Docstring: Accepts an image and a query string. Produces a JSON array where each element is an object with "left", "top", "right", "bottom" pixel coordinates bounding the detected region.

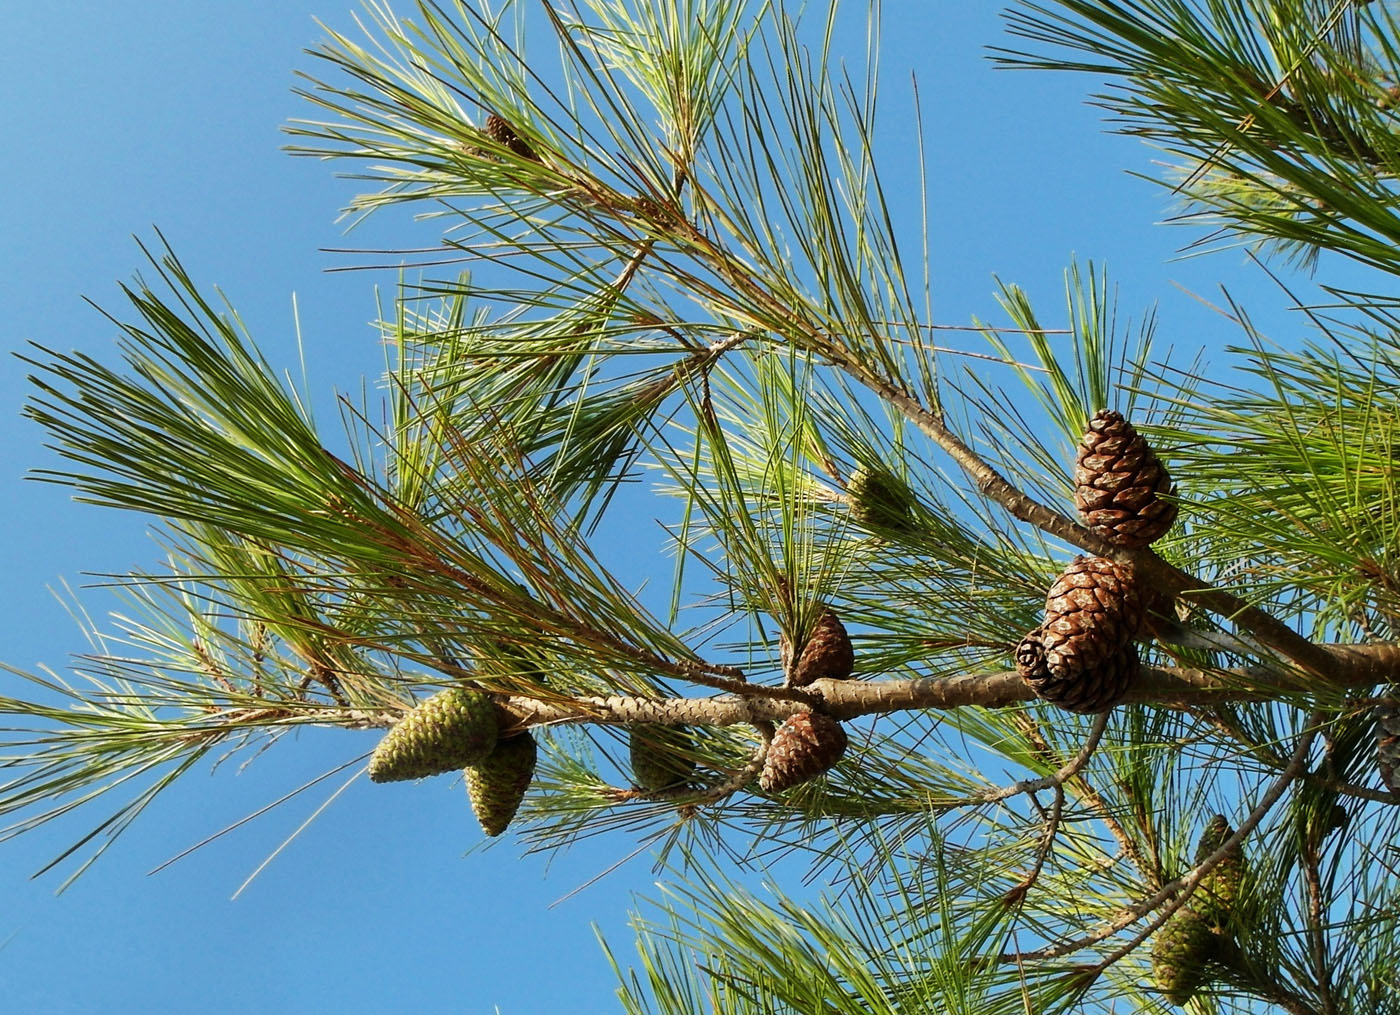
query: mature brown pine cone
[
  {"left": 1194, "top": 814, "right": 1246, "bottom": 932},
  {"left": 629, "top": 725, "right": 697, "bottom": 791},
  {"left": 1043, "top": 553, "right": 1144, "bottom": 662},
  {"left": 759, "top": 711, "right": 847, "bottom": 793},
  {"left": 484, "top": 113, "right": 539, "bottom": 161},
  {"left": 1074, "top": 409, "right": 1177, "bottom": 548},
  {"left": 789, "top": 609, "right": 855, "bottom": 687},
  {"left": 1017, "top": 627, "right": 1139, "bottom": 713},
  {"left": 466, "top": 732, "right": 537, "bottom": 837},
  {"left": 1376, "top": 700, "right": 1400, "bottom": 793},
  {"left": 368, "top": 687, "right": 499, "bottom": 783}
]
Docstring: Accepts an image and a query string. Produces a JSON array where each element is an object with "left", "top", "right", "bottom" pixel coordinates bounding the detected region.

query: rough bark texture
[{"left": 496, "top": 643, "right": 1400, "bottom": 730}]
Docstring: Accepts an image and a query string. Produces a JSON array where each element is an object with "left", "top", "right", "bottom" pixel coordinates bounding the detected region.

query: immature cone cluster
[
  {"left": 1194, "top": 814, "right": 1246, "bottom": 932},
  {"left": 1375, "top": 699, "right": 1400, "bottom": 793},
  {"left": 368, "top": 688, "right": 499, "bottom": 783},
  {"left": 1151, "top": 908, "right": 1216, "bottom": 1007},
  {"left": 759, "top": 711, "right": 847, "bottom": 793},
  {"left": 1016, "top": 556, "right": 1144, "bottom": 713},
  {"left": 484, "top": 113, "right": 539, "bottom": 161},
  {"left": 846, "top": 465, "right": 916, "bottom": 532},
  {"left": 466, "top": 732, "right": 537, "bottom": 837},
  {"left": 629, "top": 725, "right": 697, "bottom": 792},
  {"left": 788, "top": 609, "right": 855, "bottom": 687},
  {"left": 1150, "top": 815, "right": 1247, "bottom": 1006},
  {"left": 1074, "top": 409, "right": 1177, "bottom": 548}
]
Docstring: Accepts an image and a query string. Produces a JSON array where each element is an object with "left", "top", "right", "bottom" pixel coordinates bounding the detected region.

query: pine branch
[{"left": 495, "top": 642, "right": 1400, "bottom": 736}]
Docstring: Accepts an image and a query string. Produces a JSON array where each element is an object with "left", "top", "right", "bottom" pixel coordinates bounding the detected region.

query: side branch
[
  {"left": 500, "top": 643, "right": 1400, "bottom": 729},
  {"left": 811, "top": 337, "right": 1338, "bottom": 679}
]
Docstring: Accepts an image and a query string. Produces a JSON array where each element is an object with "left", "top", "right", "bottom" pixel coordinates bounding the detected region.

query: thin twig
[
  {"left": 1012, "top": 710, "right": 1157, "bottom": 886},
  {"left": 976, "top": 712, "right": 1111, "bottom": 805},
  {"left": 1301, "top": 823, "right": 1339, "bottom": 1015},
  {"left": 998, "top": 715, "right": 1319, "bottom": 966},
  {"left": 1003, "top": 785, "right": 1065, "bottom": 906}
]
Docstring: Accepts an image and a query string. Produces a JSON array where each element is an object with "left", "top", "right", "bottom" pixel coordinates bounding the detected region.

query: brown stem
[
  {"left": 1003, "top": 784, "right": 1064, "bottom": 906},
  {"left": 1301, "top": 832, "right": 1339, "bottom": 1015},
  {"left": 491, "top": 643, "right": 1400, "bottom": 732},
  {"left": 976, "top": 712, "right": 1110, "bottom": 804}
]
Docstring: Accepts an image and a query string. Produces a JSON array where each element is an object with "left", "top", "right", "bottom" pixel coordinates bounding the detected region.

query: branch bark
[{"left": 499, "top": 642, "right": 1400, "bottom": 731}]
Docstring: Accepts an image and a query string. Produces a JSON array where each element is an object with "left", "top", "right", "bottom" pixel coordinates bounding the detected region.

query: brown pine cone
[
  {"left": 789, "top": 609, "right": 855, "bottom": 687},
  {"left": 759, "top": 711, "right": 847, "bottom": 793},
  {"left": 1043, "top": 556, "right": 1144, "bottom": 665},
  {"left": 1017, "top": 627, "right": 1139, "bottom": 713},
  {"left": 1074, "top": 409, "right": 1177, "bottom": 548},
  {"left": 484, "top": 113, "right": 539, "bottom": 161},
  {"left": 1376, "top": 700, "right": 1400, "bottom": 793}
]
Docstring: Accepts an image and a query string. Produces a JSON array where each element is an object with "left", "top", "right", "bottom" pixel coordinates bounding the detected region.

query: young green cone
[
  {"left": 466, "top": 733, "right": 538, "bottom": 837},
  {"left": 628, "top": 725, "right": 697, "bottom": 791},
  {"left": 368, "top": 688, "right": 499, "bottom": 783},
  {"left": 1151, "top": 908, "right": 1217, "bottom": 1007},
  {"left": 1194, "top": 815, "right": 1246, "bottom": 931},
  {"left": 846, "top": 465, "right": 916, "bottom": 532}
]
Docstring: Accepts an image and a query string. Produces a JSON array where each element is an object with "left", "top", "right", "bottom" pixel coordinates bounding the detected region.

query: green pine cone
[
  {"left": 1151, "top": 908, "right": 1217, "bottom": 1007},
  {"left": 466, "top": 733, "right": 537, "bottom": 837},
  {"left": 846, "top": 466, "right": 916, "bottom": 531},
  {"left": 368, "top": 688, "right": 499, "bottom": 783},
  {"left": 629, "top": 725, "right": 697, "bottom": 791},
  {"left": 1194, "top": 814, "right": 1246, "bottom": 930}
]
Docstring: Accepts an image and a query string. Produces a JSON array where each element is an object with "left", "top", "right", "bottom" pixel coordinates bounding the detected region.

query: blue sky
[{"left": 0, "top": 2, "right": 1349, "bottom": 1012}]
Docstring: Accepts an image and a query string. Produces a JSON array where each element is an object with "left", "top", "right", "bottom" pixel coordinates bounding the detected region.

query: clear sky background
[{"left": 0, "top": 2, "right": 1359, "bottom": 1013}]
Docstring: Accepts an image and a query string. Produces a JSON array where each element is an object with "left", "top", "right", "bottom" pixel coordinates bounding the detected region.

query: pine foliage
[{"left": 9, "top": 1, "right": 1400, "bottom": 1012}]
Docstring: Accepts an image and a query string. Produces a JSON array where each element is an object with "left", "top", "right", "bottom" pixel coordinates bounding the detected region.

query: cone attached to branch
[
  {"left": 1151, "top": 908, "right": 1216, "bottom": 1007},
  {"left": 1017, "top": 556, "right": 1144, "bottom": 712},
  {"left": 1043, "top": 556, "right": 1145, "bottom": 666},
  {"left": 759, "top": 711, "right": 847, "bottom": 793},
  {"left": 629, "top": 725, "right": 697, "bottom": 792},
  {"left": 484, "top": 112, "right": 539, "bottom": 161},
  {"left": 1376, "top": 699, "right": 1400, "bottom": 793},
  {"left": 466, "top": 732, "right": 537, "bottom": 837},
  {"left": 1017, "top": 628, "right": 1139, "bottom": 714},
  {"left": 1074, "top": 409, "right": 1177, "bottom": 548},
  {"left": 846, "top": 465, "right": 916, "bottom": 532},
  {"left": 789, "top": 609, "right": 855, "bottom": 687},
  {"left": 1194, "top": 814, "right": 1246, "bottom": 931},
  {"left": 368, "top": 687, "right": 499, "bottom": 783}
]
